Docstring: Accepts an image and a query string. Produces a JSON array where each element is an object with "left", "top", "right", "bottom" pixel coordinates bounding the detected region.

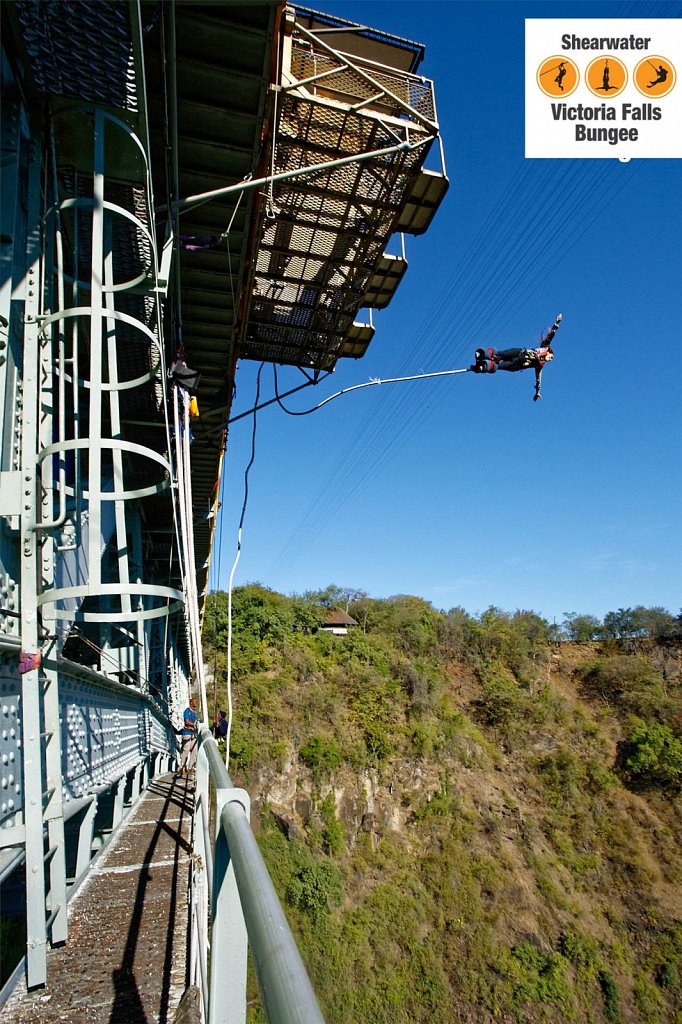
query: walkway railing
[{"left": 191, "top": 726, "right": 326, "bottom": 1024}]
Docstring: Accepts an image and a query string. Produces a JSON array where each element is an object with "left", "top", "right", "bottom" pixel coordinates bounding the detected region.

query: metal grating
[
  {"left": 239, "top": 13, "right": 442, "bottom": 370},
  {"left": 290, "top": 45, "right": 436, "bottom": 122},
  {"left": 15, "top": 0, "right": 137, "bottom": 111}
]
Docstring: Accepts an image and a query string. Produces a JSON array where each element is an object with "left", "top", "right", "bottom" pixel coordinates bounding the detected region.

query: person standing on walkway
[
  {"left": 213, "top": 709, "right": 228, "bottom": 746},
  {"left": 179, "top": 697, "right": 199, "bottom": 772}
]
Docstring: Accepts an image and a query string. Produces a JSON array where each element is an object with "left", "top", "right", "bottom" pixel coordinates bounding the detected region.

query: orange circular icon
[
  {"left": 585, "top": 55, "right": 628, "bottom": 98},
  {"left": 537, "top": 55, "right": 579, "bottom": 97},
  {"left": 633, "top": 55, "right": 676, "bottom": 97}
]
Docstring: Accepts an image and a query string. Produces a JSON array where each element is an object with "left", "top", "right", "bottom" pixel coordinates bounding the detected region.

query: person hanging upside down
[{"left": 470, "top": 313, "right": 562, "bottom": 401}]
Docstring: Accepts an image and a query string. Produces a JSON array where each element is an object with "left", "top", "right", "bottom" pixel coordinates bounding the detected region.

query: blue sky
[{"left": 210, "top": 0, "right": 682, "bottom": 624}]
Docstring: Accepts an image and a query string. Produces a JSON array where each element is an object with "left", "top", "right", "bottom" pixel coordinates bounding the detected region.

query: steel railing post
[
  {"left": 196, "top": 727, "right": 327, "bottom": 1023},
  {"left": 74, "top": 797, "right": 97, "bottom": 884},
  {"left": 112, "top": 775, "right": 126, "bottom": 830},
  {"left": 42, "top": 664, "right": 68, "bottom": 945},
  {"left": 209, "top": 785, "right": 250, "bottom": 1024}
]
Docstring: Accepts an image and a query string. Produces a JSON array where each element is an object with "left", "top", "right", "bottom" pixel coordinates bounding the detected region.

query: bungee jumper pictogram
[
  {"left": 646, "top": 60, "right": 669, "bottom": 88},
  {"left": 537, "top": 56, "right": 578, "bottom": 97},
  {"left": 597, "top": 60, "right": 617, "bottom": 92},
  {"left": 540, "top": 60, "right": 568, "bottom": 86},
  {"left": 540, "top": 61, "right": 565, "bottom": 76},
  {"left": 554, "top": 61, "right": 567, "bottom": 91}
]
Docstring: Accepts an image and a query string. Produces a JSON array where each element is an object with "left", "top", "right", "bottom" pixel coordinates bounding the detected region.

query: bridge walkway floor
[{"left": 1, "top": 772, "right": 195, "bottom": 1024}]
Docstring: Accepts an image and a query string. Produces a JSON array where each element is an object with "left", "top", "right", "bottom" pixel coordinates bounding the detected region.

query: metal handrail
[
  {"left": 195, "top": 726, "right": 326, "bottom": 1024},
  {"left": 220, "top": 800, "right": 326, "bottom": 1024}
]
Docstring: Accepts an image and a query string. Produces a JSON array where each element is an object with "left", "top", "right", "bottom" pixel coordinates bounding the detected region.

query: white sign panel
[{"left": 526, "top": 19, "right": 681, "bottom": 158}]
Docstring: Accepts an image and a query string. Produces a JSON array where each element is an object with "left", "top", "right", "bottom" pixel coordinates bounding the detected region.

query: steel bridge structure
[{"left": 0, "top": 2, "right": 447, "bottom": 1020}]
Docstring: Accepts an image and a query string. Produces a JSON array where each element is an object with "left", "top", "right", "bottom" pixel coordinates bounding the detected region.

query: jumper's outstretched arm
[
  {"left": 543, "top": 312, "right": 563, "bottom": 346},
  {"left": 533, "top": 313, "right": 562, "bottom": 401}
]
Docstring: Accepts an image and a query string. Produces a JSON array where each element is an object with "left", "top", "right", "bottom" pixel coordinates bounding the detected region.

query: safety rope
[
  {"left": 182, "top": 390, "right": 209, "bottom": 722},
  {"left": 173, "top": 386, "right": 209, "bottom": 723}
]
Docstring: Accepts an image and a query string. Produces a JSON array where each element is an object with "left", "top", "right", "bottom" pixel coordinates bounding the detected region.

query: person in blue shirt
[
  {"left": 179, "top": 697, "right": 199, "bottom": 773},
  {"left": 213, "top": 710, "right": 228, "bottom": 745}
]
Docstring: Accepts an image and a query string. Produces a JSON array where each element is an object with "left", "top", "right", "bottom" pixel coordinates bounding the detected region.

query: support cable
[
  {"left": 209, "top": 437, "right": 227, "bottom": 727},
  {"left": 225, "top": 365, "right": 263, "bottom": 770}
]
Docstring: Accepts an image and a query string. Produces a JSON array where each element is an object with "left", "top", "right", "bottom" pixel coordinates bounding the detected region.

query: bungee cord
[
  {"left": 200, "top": 180, "right": 253, "bottom": 736},
  {"left": 219, "top": 362, "right": 470, "bottom": 765},
  {"left": 228, "top": 371, "right": 333, "bottom": 426},
  {"left": 274, "top": 365, "right": 471, "bottom": 417}
]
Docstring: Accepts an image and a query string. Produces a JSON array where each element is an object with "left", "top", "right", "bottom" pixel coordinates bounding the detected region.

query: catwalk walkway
[{"left": 1, "top": 774, "right": 195, "bottom": 1024}]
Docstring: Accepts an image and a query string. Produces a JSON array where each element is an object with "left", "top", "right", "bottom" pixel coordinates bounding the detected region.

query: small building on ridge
[{"left": 319, "top": 609, "right": 359, "bottom": 636}]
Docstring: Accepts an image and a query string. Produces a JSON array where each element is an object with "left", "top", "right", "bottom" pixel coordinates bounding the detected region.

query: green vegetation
[
  {"left": 299, "top": 735, "right": 343, "bottom": 783},
  {"left": 624, "top": 719, "right": 682, "bottom": 787},
  {"left": 598, "top": 968, "right": 622, "bottom": 1023},
  {"left": 204, "top": 587, "right": 682, "bottom": 1023}
]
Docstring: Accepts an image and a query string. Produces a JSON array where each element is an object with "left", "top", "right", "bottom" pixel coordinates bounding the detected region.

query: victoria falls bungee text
[
  {"left": 550, "top": 102, "right": 663, "bottom": 145},
  {"left": 551, "top": 103, "right": 662, "bottom": 121}
]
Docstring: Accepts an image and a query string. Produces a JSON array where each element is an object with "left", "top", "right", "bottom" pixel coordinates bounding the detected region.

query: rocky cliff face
[
  {"left": 258, "top": 757, "right": 441, "bottom": 844},
  {"left": 208, "top": 591, "right": 681, "bottom": 1023}
]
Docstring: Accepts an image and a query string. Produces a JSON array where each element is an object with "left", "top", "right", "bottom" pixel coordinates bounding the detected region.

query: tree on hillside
[
  {"left": 562, "top": 612, "right": 603, "bottom": 642},
  {"left": 624, "top": 718, "right": 682, "bottom": 787},
  {"left": 630, "top": 606, "right": 678, "bottom": 639},
  {"left": 469, "top": 608, "right": 551, "bottom": 690},
  {"left": 302, "top": 585, "right": 366, "bottom": 611},
  {"left": 367, "top": 595, "right": 440, "bottom": 654},
  {"left": 347, "top": 594, "right": 374, "bottom": 633},
  {"left": 437, "top": 606, "right": 476, "bottom": 660},
  {"left": 602, "top": 607, "right": 638, "bottom": 639}
]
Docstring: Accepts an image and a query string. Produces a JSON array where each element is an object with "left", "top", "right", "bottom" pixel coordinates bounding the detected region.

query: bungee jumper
[
  {"left": 470, "top": 313, "right": 563, "bottom": 401},
  {"left": 226, "top": 314, "right": 564, "bottom": 426}
]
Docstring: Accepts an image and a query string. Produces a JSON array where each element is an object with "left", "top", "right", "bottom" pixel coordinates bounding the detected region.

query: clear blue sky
[{"left": 210, "top": 0, "right": 682, "bottom": 624}]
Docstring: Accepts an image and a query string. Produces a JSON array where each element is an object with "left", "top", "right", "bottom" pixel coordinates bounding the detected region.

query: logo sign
[{"left": 526, "top": 19, "right": 682, "bottom": 158}]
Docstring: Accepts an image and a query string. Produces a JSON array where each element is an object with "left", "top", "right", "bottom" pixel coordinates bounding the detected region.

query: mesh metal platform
[
  {"left": 238, "top": 9, "right": 447, "bottom": 370},
  {"left": 15, "top": 0, "right": 138, "bottom": 111}
]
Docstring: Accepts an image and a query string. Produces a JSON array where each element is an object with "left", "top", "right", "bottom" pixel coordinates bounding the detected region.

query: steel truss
[{"left": 1, "top": 52, "right": 190, "bottom": 988}]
